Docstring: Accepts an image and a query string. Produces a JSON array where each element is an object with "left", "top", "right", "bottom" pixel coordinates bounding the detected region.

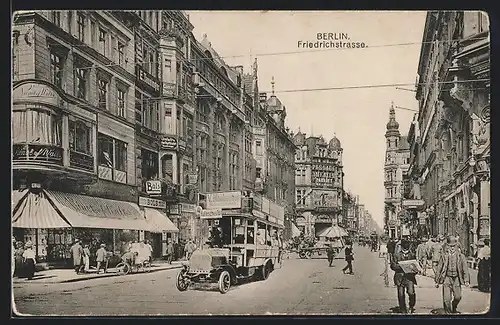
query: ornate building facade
[
  {"left": 12, "top": 10, "right": 159, "bottom": 265},
  {"left": 408, "top": 11, "right": 490, "bottom": 256},
  {"left": 293, "top": 133, "right": 344, "bottom": 237},
  {"left": 383, "top": 103, "right": 411, "bottom": 239}
]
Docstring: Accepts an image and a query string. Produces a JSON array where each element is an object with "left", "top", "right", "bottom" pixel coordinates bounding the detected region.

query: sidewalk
[
  {"left": 12, "top": 260, "right": 183, "bottom": 284},
  {"left": 378, "top": 254, "right": 489, "bottom": 314}
]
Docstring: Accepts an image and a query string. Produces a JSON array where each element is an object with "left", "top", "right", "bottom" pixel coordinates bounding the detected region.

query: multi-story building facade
[
  {"left": 293, "top": 132, "right": 344, "bottom": 237},
  {"left": 383, "top": 103, "right": 411, "bottom": 239},
  {"left": 11, "top": 10, "right": 166, "bottom": 265},
  {"left": 256, "top": 80, "right": 296, "bottom": 240},
  {"left": 409, "top": 11, "right": 490, "bottom": 255}
]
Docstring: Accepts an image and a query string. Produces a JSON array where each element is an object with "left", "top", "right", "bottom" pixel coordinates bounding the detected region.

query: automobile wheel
[
  {"left": 218, "top": 271, "right": 231, "bottom": 294},
  {"left": 261, "top": 261, "right": 273, "bottom": 280},
  {"left": 176, "top": 270, "right": 189, "bottom": 292},
  {"left": 305, "top": 251, "right": 312, "bottom": 259},
  {"left": 299, "top": 251, "right": 306, "bottom": 259}
]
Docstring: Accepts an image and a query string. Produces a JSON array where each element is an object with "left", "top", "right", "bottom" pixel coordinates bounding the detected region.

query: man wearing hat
[
  {"left": 390, "top": 239, "right": 419, "bottom": 313},
  {"left": 416, "top": 236, "right": 429, "bottom": 276},
  {"left": 70, "top": 239, "right": 84, "bottom": 274},
  {"left": 435, "top": 236, "right": 470, "bottom": 314},
  {"left": 96, "top": 243, "right": 108, "bottom": 274},
  {"left": 430, "top": 235, "right": 444, "bottom": 279},
  {"left": 476, "top": 239, "right": 491, "bottom": 292}
]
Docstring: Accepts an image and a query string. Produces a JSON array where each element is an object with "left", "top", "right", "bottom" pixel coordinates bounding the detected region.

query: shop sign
[
  {"left": 200, "top": 208, "right": 223, "bottom": 219},
  {"left": 188, "top": 174, "right": 198, "bottom": 185},
  {"left": 13, "top": 144, "right": 63, "bottom": 165},
  {"left": 178, "top": 139, "right": 186, "bottom": 152},
  {"left": 169, "top": 204, "right": 180, "bottom": 215},
  {"left": 262, "top": 197, "right": 270, "bottom": 214},
  {"left": 13, "top": 82, "right": 63, "bottom": 107},
  {"left": 180, "top": 203, "right": 197, "bottom": 213},
  {"left": 252, "top": 210, "right": 266, "bottom": 219},
  {"left": 162, "top": 82, "right": 176, "bottom": 97},
  {"left": 139, "top": 196, "right": 166, "bottom": 209},
  {"left": 419, "top": 217, "right": 426, "bottom": 225},
  {"left": 161, "top": 136, "right": 177, "bottom": 150},
  {"left": 402, "top": 199, "right": 425, "bottom": 208},
  {"left": 136, "top": 65, "right": 161, "bottom": 93},
  {"left": 205, "top": 191, "right": 242, "bottom": 209},
  {"left": 145, "top": 180, "right": 162, "bottom": 195}
]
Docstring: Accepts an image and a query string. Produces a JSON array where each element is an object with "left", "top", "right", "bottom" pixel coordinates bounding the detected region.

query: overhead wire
[{"left": 17, "top": 26, "right": 489, "bottom": 71}]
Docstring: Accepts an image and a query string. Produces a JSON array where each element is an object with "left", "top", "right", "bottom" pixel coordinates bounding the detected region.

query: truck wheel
[
  {"left": 305, "top": 251, "right": 312, "bottom": 259},
  {"left": 176, "top": 270, "right": 189, "bottom": 292},
  {"left": 218, "top": 271, "right": 231, "bottom": 294}
]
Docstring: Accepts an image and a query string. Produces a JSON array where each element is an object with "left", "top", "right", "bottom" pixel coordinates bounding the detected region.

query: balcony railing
[
  {"left": 69, "top": 150, "right": 94, "bottom": 172},
  {"left": 13, "top": 143, "right": 63, "bottom": 165}
]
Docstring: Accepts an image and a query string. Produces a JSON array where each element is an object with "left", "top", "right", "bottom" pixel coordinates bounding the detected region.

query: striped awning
[
  {"left": 12, "top": 189, "right": 28, "bottom": 213},
  {"left": 317, "top": 225, "right": 348, "bottom": 238},
  {"left": 12, "top": 191, "right": 71, "bottom": 229},
  {"left": 45, "top": 191, "right": 152, "bottom": 231},
  {"left": 144, "top": 208, "right": 179, "bottom": 233}
]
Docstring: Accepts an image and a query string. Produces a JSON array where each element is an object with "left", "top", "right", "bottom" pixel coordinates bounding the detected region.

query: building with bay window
[
  {"left": 293, "top": 132, "right": 344, "bottom": 237},
  {"left": 11, "top": 10, "right": 174, "bottom": 267}
]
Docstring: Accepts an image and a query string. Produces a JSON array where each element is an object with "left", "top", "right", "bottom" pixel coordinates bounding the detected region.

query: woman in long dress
[
  {"left": 22, "top": 241, "right": 36, "bottom": 280},
  {"left": 14, "top": 241, "right": 25, "bottom": 277},
  {"left": 83, "top": 244, "right": 91, "bottom": 273}
]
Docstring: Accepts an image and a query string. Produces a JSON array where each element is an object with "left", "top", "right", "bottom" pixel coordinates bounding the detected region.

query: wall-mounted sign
[
  {"left": 402, "top": 199, "right": 425, "bottom": 208},
  {"left": 145, "top": 180, "right": 162, "bottom": 195},
  {"left": 312, "top": 190, "right": 338, "bottom": 208},
  {"left": 161, "top": 136, "right": 177, "bottom": 150},
  {"left": 180, "top": 203, "right": 197, "bottom": 214},
  {"left": 13, "top": 144, "right": 63, "bottom": 165},
  {"left": 139, "top": 196, "right": 166, "bottom": 209},
  {"left": 252, "top": 210, "right": 266, "bottom": 219},
  {"left": 13, "top": 82, "right": 63, "bottom": 107},
  {"left": 205, "top": 191, "right": 242, "bottom": 210},
  {"left": 200, "top": 208, "right": 223, "bottom": 219},
  {"left": 162, "top": 82, "right": 176, "bottom": 97},
  {"left": 169, "top": 204, "right": 180, "bottom": 215},
  {"left": 188, "top": 174, "right": 198, "bottom": 185},
  {"left": 136, "top": 65, "right": 161, "bottom": 93},
  {"left": 178, "top": 139, "right": 186, "bottom": 152}
]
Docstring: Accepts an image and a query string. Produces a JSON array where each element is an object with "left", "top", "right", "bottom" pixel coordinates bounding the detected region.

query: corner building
[
  {"left": 293, "top": 132, "right": 344, "bottom": 237},
  {"left": 11, "top": 10, "right": 159, "bottom": 266},
  {"left": 383, "top": 103, "right": 411, "bottom": 238}
]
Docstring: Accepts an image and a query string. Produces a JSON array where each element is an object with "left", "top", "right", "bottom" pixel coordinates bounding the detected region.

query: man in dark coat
[
  {"left": 387, "top": 237, "right": 396, "bottom": 263},
  {"left": 342, "top": 242, "right": 354, "bottom": 274},
  {"left": 435, "top": 236, "right": 470, "bottom": 314},
  {"left": 390, "top": 239, "right": 418, "bottom": 314},
  {"left": 326, "top": 244, "right": 336, "bottom": 267}
]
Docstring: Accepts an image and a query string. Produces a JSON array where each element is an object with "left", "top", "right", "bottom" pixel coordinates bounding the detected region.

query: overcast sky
[{"left": 187, "top": 11, "right": 427, "bottom": 229}]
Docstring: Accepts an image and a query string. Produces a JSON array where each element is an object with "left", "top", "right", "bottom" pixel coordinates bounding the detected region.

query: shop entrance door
[{"left": 152, "top": 233, "right": 162, "bottom": 258}]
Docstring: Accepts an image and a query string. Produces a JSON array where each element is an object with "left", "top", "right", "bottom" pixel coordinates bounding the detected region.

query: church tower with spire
[{"left": 383, "top": 102, "right": 410, "bottom": 239}]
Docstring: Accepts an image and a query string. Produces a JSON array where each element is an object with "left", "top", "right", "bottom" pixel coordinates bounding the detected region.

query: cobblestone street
[{"left": 13, "top": 245, "right": 489, "bottom": 316}]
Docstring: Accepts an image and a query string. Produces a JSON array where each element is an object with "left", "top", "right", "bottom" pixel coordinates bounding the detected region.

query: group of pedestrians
[
  {"left": 12, "top": 237, "right": 37, "bottom": 280},
  {"left": 70, "top": 239, "right": 109, "bottom": 274},
  {"left": 387, "top": 234, "right": 490, "bottom": 314}
]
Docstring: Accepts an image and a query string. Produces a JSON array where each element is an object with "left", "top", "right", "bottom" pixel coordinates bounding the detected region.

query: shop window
[
  {"left": 12, "top": 108, "right": 62, "bottom": 146},
  {"left": 52, "top": 11, "right": 61, "bottom": 27},
  {"left": 77, "top": 13, "right": 86, "bottom": 42},
  {"left": 117, "top": 87, "right": 127, "bottom": 118},
  {"left": 98, "top": 28, "right": 107, "bottom": 56},
  {"left": 47, "top": 229, "right": 72, "bottom": 262},
  {"left": 69, "top": 120, "right": 91, "bottom": 154},
  {"left": 142, "top": 148, "right": 159, "bottom": 180},
  {"left": 118, "top": 42, "right": 126, "bottom": 66},
  {"left": 97, "top": 76, "right": 109, "bottom": 110},
  {"left": 98, "top": 133, "right": 128, "bottom": 183},
  {"left": 50, "top": 51, "right": 65, "bottom": 89}
]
